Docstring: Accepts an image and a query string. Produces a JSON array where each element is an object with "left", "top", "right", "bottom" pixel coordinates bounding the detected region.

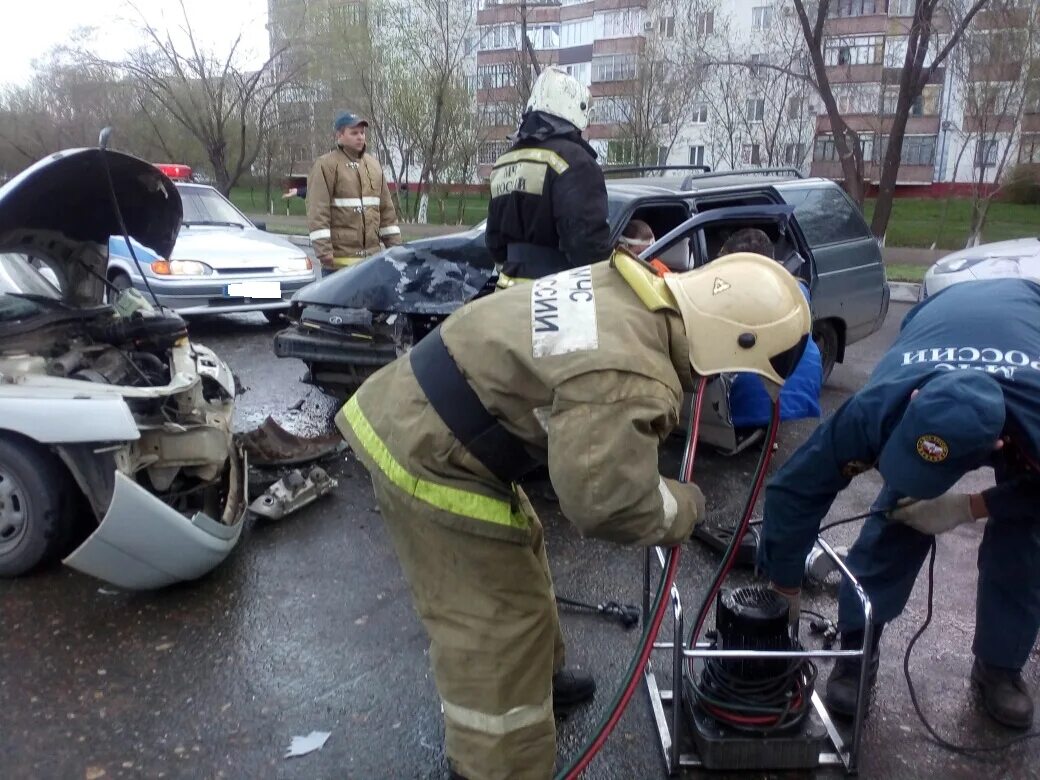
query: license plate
[{"left": 226, "top": 281, "right": 281, "bottom": 299}]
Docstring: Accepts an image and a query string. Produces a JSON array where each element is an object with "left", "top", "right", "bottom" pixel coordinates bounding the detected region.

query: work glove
[
  {"left": 887, "top": 493, "right": 976, "bottom": 535},
  {"left": 769, "top": 583, "right": 801, "bottom": 627}
]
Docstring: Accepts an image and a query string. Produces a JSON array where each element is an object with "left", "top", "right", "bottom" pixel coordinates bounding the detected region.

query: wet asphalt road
[{"left": 3, "top": 304, "right": 1040, "bottom": 780}]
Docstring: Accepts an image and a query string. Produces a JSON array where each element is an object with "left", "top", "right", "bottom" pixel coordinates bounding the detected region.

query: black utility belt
[{"left": 409, "top": 327, "right": 538, "bottom": 485}]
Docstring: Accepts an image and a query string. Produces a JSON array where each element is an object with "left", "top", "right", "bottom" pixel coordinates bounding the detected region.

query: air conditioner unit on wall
[{"left": 644, "top": 20, "right": 654, "bottom": 31}]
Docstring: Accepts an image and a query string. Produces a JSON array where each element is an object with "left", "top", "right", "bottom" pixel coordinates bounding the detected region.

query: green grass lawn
[
  {"left": 862, "top": 198, "right": 1039, "bottom": 250},
  {"left": 231, "top": 185, "right": 1039, "bottom": 250},
  {"left": 230, "top": 186, "right": 490, "bottom": 227},
  {"left": 884, "top": 264, "right": 927, "bottom": 283}
]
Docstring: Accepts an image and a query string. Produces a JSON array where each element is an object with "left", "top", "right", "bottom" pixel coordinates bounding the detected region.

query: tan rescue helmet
[{"left": 662, "top": 252, "right": 812, "bottom": 387}]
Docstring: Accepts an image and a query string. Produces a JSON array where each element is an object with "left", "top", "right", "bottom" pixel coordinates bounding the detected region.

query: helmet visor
[{"left": 768, "top": 333, "right": 809, "bottom": 383}]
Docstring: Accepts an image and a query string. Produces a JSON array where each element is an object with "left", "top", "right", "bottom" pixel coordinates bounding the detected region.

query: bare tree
[{"left": 84, "top": 0, "right": 303, "bottom": 194}]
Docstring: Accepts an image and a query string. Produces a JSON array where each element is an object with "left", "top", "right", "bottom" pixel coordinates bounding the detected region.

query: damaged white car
[{"left": 0, "top": 147, "right": 246, "bottom": 589}]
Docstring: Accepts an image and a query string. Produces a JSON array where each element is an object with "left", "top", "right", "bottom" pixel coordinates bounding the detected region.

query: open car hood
[
  {"left": 293, "top": 228, "right": 494, "bottom": 314},
  {"left": 0, "top": 147, "right": 182, "bottom": 258}
]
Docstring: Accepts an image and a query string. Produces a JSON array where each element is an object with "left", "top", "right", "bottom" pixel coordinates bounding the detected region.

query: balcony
[
  {"left": 590, "top": 80, "right": 637, "bottom": 97},
  {"left": 561, "top": 1, "right": 595, "bottom": 21},
  {"left": 592, "top": 36, "right": 644, "bottom": 55},
  {"left": 963, "top": 115, "right": 1018, "bottom": 134},
  {"left": 810, "top": 159, "right": 934, "bottom": 184},
  {"left": 823, "top": 14, "right": 889, "bottom": 36},
  {"left": 477, "top": 3, "right": 560, "bottom": 25},
  {"left": 825, "top": 64, "right": 883, "bottom": 84},
  {"left": 593, "top": 0, "right": 648, "bottom": 10},
  {"left": 815, "top": 114, "right": 940, "bottom": 134},
  {"left": 967, "top": 62, "right": 1024, "bottom": 83}
]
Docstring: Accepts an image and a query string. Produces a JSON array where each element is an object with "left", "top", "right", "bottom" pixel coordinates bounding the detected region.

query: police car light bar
[{"left": 154, "top": 163, "right": 193, "bottom": 181}]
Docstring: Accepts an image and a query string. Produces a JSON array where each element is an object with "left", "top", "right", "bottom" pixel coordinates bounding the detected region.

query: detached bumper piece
[{"left": 64, "top": 471, "right": 246, "bottom": 590}]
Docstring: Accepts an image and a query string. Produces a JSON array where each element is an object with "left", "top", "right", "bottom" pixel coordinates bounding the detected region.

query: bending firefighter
[
  {"left": 486, "top": 67, "right": 612, "bottom": 289},
  {"left": 759, "top": 279, "right": 1040, "bottom": 730},
  {"left": 307, "top": 111, "right": 401, "bottom": 274},
  {"left": 335, "top": 250, "right": 811, "bottom": 779}
]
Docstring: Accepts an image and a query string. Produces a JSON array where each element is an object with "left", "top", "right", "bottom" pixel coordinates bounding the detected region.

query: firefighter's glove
[
  {"left": 769, "top": 583, "right": 801, "bottom": 627},
  {"left": 888, "top": 494, "right": 975, "bottom": 535}
]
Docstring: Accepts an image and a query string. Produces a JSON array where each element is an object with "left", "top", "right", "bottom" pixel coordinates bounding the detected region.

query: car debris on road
[{"left": 249, "top": 466, "right": 338, "bottom": 521}]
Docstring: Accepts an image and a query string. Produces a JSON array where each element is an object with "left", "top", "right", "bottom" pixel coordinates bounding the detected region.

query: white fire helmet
[{"left": 525, "top": 66, "right": 592, "bottom": 131}]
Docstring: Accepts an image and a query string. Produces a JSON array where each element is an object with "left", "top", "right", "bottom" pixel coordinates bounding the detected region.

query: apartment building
[{"left": 473, "top": 0, "right": 1038, "bottom": 190}]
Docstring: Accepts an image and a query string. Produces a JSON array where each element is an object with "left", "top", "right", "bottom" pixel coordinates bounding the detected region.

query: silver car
[
  {"left": 922, "top": 237, "right": 1040, "bottom": 299},
  {"left": 108, "top": 183, "right": 318, "bottom": 321}
]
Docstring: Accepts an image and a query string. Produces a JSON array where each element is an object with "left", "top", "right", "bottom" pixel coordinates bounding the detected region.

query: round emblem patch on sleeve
[{"left": 916, "top": 434, "right": 949, "bottom": 463}]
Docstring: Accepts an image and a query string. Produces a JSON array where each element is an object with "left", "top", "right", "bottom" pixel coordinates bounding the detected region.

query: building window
[
  {"left": 481, "top": 24, "right": 517, "bottom": 50},
  {"left": 746, "top": 98, "right": 766, "bottom": 122},
  {"left": 696, "top": 11, "right": 715, "bottom": 36},
  {"left": 824, "top": 35, "right": 884, "bottom": 66},
  {"left": 888, "top": 0, "right": 915, "bottom": 16},
  {"left": 787, "top": 95, "right": 808, "bottom": 119},
  {"left": 593, "top": 54, "right": 638, "bottom": 82},
  {"left": 596, "top": 8, "right": 643, "bottom": 39},
  {"left": 482, "top": 103, "right": 517, "bottom": 127},
  {"left": 692, "top": 103, "right": 709, "bottom": 123},
  {"left": 658, "top": 16, "right": 675, "bottom": 38},
  {"left": 814, "top": 133, "right": 875, "bottom": 162},
  {"left": 479, "top": 140, "right": 511, "bottom": 166},
  {"left": 607, "top": 139, "right": 636, "bottom": 164},
  {"left": 743, "top": 144, "right": 762, "bottom": 165},
  {"left": 1018, "top": 134, "right": 1040, "bottom": 164},
  {"left": 1025, "top": 73, "right": 1040, "bottom": 114},
  {"left": 689, "top": 145, "right": 706, "bottom": 166},
  {"left": 561, "top": 19, "right": 593, "bottom": 48},
  {"left": 752, "top": 5, "right": 774, "bottom": 29},
  {"left": 975, "top": 139, "right": 999, "bottom": 168},
  {"left": 879, "top": 134, "right": 936, "bottom": 166},
  {"left": 830, "top": 0, "right": 877, "bottom": 17},
  {"left": 784, "top": 143, "right": 806, "bottom": 165},
  {"left": 656, "top": 146, "right": 670, "bottom": 165},
  {"left": 477, "top": 63, "right": 513, "bottom": 89},
  {"left": 564, "top": 62, "right": 592, "bottom": 86},
  {"left": 593, "top": 96, "right": 632, "bottom": 124},
  {"left": 881, "top": 84, "right": 941, "bottom": 115},
  {"left": 526, "top": 24, "right": 560, "bottom": 50}
]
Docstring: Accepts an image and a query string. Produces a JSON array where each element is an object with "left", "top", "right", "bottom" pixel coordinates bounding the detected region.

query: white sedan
[{"left": 923, "top": 237, "right": 1040, "bottom": 299}]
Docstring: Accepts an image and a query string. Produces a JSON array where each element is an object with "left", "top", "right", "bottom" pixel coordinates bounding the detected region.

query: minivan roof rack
[
  {"left": 601, "top": 164, "right": 712, "bottom": 176},
  {"left": 682, "top": 167, "right": 805, "bottom": 183}
]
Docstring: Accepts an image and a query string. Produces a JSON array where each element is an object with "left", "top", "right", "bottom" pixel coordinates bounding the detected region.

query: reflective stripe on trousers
[{"left": 336, "top": 396, "right": 528, "bottom": 530}]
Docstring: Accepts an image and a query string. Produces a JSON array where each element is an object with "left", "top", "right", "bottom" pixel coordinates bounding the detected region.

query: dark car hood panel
[
  {"left": 294, "top": 230, "right": 493, "bottom": 314},
  {"left": 0, "top": 148, "right": 181, "bottom": 258}
]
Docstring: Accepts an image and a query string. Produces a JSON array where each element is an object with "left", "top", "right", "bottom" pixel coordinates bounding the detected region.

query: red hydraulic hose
[{"left": 558, "top": 378, "right": 708, "bottom": 780}]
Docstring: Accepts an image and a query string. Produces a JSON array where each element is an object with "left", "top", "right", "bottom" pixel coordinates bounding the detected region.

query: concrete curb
[{"left": 889, "top": 282, "right": 922, "bottom": 303}]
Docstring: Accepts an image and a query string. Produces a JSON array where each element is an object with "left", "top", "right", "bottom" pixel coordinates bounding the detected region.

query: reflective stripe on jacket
[
  {"left": 306, "top": 147, "right": 401, "bottom": 264},
  {"left": 337, "top": 253, "right": 706, "bottom": 546}
]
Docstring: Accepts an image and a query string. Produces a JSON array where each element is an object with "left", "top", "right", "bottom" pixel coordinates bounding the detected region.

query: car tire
[
  {"left": 0, "top": 435, "right": 76, "bottom": 577},
  {"left": 813, "top": 321, "right": 839, "bottom": 384},
  {"left": 263, "top": 310, "right": 285, "bottom": 325}
]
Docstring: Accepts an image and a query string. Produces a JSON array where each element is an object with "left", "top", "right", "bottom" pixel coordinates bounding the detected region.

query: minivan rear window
[{"left": 782, "top": 186, "right": 872, "bottom": 247}]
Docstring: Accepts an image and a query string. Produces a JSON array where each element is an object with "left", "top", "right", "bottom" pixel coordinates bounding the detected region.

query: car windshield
[
  {"left": 178, "top": 186, "right": 250, "bottom": 228},
  {"left": 0, "top": 252, "right": 62, "bottom": 322}
]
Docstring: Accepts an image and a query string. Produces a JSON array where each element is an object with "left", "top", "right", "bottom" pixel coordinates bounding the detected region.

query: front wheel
[
  {"left": 0, "top": 436, "right": 76, "bottom": 577},
  {"left": 813, "top": 321, "right": 840, "bottom": 385}
]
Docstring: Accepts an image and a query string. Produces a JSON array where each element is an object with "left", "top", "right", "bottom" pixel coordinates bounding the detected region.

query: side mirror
[{"left": 253, "top": 220, "right": 267, "bottom": 232}]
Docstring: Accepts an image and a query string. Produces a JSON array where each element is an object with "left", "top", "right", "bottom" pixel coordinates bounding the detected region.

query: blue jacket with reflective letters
[{"left": 758, "top": 278, "right": 1040, "bottom": 589}]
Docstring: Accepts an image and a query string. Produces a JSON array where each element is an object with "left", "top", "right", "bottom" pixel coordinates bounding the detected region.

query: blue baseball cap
[
  {"left": 878, "top": 371, "right": 1005, "bottom": 499},
  {"left": 333, "top": 111, "right": 368, "bottom": 131}
]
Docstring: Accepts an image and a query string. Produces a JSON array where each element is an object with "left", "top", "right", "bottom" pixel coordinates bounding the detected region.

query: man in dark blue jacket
[{"left": 759, "top": 278, "right": 1040, "bottom": 729}]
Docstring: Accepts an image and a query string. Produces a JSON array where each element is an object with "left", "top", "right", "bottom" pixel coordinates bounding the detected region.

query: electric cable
[
  {"left": 901, "top": 540, "right": 1040, "bottom": 755},
  {"left": 554, "top": 377, "right": 708, "bottom": 780}
]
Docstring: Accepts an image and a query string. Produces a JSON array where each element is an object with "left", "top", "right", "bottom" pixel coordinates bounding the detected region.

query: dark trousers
[{"left": 837, "top": 480, "right": 1040, "bottom": 670}]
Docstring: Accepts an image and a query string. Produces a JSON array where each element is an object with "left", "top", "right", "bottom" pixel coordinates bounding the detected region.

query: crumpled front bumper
[{"left": 63, "top": 464, "right": 247, "bottom": 590}]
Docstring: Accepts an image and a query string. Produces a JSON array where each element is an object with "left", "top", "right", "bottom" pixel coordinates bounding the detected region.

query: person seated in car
[{"left": 722, "top": 229, "right": 822, "bottom": 428}]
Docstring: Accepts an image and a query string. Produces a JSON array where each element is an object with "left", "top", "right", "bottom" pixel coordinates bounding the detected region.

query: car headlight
[
  {"left": 933, "top": 256, "right": 986, "bottom": 274},
  {"left": 277, "top": 256, "right": 313, "bottom": 273},
  {"left": 151, "top": 259, "right": 214, "bottom": 276}
]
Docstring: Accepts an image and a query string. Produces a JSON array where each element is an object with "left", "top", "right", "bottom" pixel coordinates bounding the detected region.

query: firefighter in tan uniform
[
  {"left": 336, "top": 251, "right": 812, "bottom": 780},
  {"left": 307, "top": 111, "right": 401, "bottom": 274}
]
